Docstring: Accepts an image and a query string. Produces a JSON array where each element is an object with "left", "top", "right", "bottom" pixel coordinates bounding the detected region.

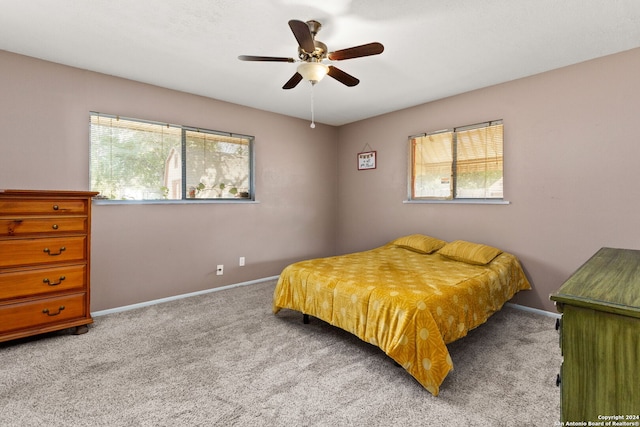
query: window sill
[
  {"left": 92, "top": 199, "right": 260, "bottom": 205},
  {"left": 403, "top": 199, "right": 510, "bottom": 205}
]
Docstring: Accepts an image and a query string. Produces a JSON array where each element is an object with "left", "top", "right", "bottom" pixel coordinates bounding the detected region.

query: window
[
  {"left": 90, "top": 113, "right": 254, "bottom": 201},
  {"left": 410, "top": 120, "right": 503, "bottom": 201}
]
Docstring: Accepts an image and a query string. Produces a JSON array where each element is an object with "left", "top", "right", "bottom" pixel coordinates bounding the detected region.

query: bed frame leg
[{"left": 303, "top": 314, "right": 310, "bottom": 324}]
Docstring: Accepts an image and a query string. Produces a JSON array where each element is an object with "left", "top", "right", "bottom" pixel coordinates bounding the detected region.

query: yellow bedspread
[{"left": 273, "top": 243, "right": 531, "bottom": 396}]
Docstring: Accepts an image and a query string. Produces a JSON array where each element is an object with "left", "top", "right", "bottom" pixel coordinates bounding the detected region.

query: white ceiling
[{"left": 1, "top": 0, "right": 640, "bottom": 126}]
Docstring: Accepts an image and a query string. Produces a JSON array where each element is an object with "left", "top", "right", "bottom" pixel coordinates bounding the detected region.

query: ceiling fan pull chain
[{"left": 310, "top": 82, "right": 316, "bottom": 128}]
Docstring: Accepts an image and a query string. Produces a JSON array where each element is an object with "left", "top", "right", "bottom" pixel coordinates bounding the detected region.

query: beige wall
[
  {"left": 337, "top": 47, "right": 640, "bottom": 312},
  {"left": 0, "top": 51, "right": 339, "bottom": 311},
  {"left": 3, "top": 47, "right": 639, "bottom": 314}
]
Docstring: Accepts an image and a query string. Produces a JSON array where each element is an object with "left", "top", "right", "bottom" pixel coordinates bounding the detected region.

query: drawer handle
[
  {"left": 43, "top": 247, "right": 66, "bottom": 256},
  {"left": 43, "top": 276, "right": 66, "bottom": 286},
  {"left": 42, "top": 306, "right": 65, "bottom": 316},
  {"left": 52, "top": 224, "right": 59, "bottom": 230},
  {"left": 52, "top": 205, "right": 59, "bottom": 210}
]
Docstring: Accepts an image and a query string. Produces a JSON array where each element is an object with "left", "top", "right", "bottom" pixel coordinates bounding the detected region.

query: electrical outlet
[
  {"left": 216, "top": 264, "right": 224, "bottom": 275},
  {"left": 239, "top": 257, "right": 245, "bottom": 266}
]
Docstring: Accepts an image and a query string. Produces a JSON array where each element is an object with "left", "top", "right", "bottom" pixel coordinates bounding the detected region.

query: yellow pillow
[
  {"left": 392, "top": 234, "right": 447, "bottom": 254},
  {"left": 438, "top": 240, "right": 503, "bottom": 265}
]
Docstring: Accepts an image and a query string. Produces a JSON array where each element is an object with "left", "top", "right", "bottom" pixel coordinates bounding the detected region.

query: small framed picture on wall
[{"left": 357, "top": 151, "right": 377, "bottom": 170}]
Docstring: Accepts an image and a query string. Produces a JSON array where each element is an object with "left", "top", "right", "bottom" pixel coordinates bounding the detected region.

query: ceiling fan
[{"left": 238, "top": 19, "right": 384, "bottom": 90}]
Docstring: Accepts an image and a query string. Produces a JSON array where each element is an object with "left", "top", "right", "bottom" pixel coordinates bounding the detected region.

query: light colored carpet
[{"left": 0, "top": 279, "right": 561, "bottom": 426}]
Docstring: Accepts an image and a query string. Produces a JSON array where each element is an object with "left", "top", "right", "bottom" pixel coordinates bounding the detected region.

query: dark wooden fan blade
[
  {"left": 288, "top": 20, "right": 315, "bottom": 53},
  {"left": 327, "top": 66, "right": 359, "bottom": 87},
  {"left": 283, "top": 72, "right": 303, "bottom": 89},
  {"left": 238, "top": 55, "right": 295, "bottom": 62},
  {"left": 328, "top": 42, "right": 384, "bottom": 61}
]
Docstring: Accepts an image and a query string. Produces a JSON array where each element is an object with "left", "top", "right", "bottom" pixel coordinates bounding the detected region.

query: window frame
[
  {"left": 407, "top": 120, "right": 507, "bottom": 204},
  {"left": 90, "top": 112, "right": 255, "bottom": 203}
]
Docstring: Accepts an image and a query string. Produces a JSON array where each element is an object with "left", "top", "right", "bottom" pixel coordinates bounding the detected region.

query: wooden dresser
[
  {"left": 0, "top": 190, "right": 98, "bottom": 342},
  {"left": 550, "top": 247, "right": 640, "bottom": 423}
]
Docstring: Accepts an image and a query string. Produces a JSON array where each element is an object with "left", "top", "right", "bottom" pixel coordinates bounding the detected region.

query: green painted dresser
[{"left": 550, "top": 247, "right": 640, "bottom": 423}]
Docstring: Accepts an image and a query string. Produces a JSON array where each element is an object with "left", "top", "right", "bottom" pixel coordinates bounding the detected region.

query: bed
[{"left": 272, "top": 234, "right": 531, "bottom": 396}]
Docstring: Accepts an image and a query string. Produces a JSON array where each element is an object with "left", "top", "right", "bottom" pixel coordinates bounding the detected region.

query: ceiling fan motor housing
[{"left": 299, "top": 40, "right": 327, "bottom": 61}]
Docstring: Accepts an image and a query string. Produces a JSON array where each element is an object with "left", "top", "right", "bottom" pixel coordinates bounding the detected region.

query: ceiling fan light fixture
[{"left": 297, "top": 62, "right": 329, "bottom": 83}]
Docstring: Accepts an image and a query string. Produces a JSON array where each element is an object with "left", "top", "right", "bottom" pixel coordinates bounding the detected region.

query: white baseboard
[
  {"left": 92, "top": 277, "right": 560, "bottom": 320},
  {"left": 506, "top": 302, "right": 561, "bottom": 319},
  {"left": 91, "top": 276, "right": 280, "bottom": 317}
]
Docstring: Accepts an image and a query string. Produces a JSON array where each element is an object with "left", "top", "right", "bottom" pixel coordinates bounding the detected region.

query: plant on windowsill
[
  {"left": 160, "top": 186, "right": 169, "bottom": 199},
  {"left": 194, "top": 182, "right": 239, "bottom": 198}
]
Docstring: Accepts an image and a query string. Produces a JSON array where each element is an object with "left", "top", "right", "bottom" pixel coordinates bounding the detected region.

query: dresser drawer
[
  {"left": 0, "top": 217, "right": 87, "bottom": 236},
  {"left": 0, "top": 236, "right": 86, "bottom": 268},
  {"left": 0, "top": 293, "right": 87, "bottom": 335},
  {"left": 0, "top": 264, "right": 86, "bottom": 301},
  {"left": 0, "top": 198, "right": 88, "bottom": 215}
]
